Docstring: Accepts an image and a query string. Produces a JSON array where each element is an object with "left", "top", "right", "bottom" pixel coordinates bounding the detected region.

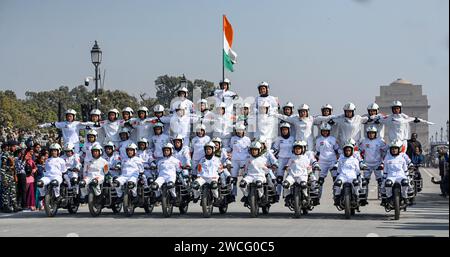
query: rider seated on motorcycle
[
  {"left": 61, "top": 142, "right": 82, "bottom": 194},
  {"left": 211, "top": 137, "right": 232, "bottom": 188},
  {"left": 37, "top": 143, "right": 66, "bottom": 201},
  {"left": 381, "top": 139, "right": 411, "bottom": 205},
  {"left": 358, "top": 126, "right": 387, "bottom": 188},
  {"left": 239, "top": 141, "right": 268, "bottom": 203},
  {"left": 113, "top": 143, "right": 144, "bottom": 200},
  {"left": 192, "top": 142, "right": 223, "bottom": 203},
  {"left": 150, "top": 143, "right": 182, "bottom": 201},
  {"left": 333, "top": 143, "right": 362, "bottom": 206},
  {"left": 103, "top": 141, "right": 121, "bottom": 179},
  {"left": 80, "top": 143, "right": 109, "bottom": 200},
  {"left": 282, "top": 140, "right": 320, "bottom": 207},
  {"left": 137, "top": 137, "right": 156, "bottom": 188}
]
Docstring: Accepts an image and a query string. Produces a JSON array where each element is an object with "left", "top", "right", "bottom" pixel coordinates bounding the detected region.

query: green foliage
[{"left": 0, "top": 75, "right": 216, "bottom": 129}]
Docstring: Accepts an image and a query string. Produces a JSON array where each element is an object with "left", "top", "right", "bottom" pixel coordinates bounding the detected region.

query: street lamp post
[
  {"left": 90, "top": 40, "right": 102, "bottom": 109},
  {"left": 180, "top": 74, "right": 188, "bottom": 88}
]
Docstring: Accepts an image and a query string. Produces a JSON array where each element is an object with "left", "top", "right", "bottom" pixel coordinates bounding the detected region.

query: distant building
[{"left": 375, "top": 78, "right": 430, "bottom": 151}]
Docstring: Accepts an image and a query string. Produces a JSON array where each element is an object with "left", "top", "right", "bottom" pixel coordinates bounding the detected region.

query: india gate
[{"left": 375, "top": 78, "right": 430, "bottom": 152}]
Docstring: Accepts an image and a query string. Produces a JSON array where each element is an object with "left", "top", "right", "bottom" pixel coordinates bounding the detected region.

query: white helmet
[
  {"left": 195, "top": 124, "right": 206, "bottom": 132},
  {"left": 86, "top": 129, "right": 98, "bottom": 137},
  {"left": 122, "top": 107, "right": 134, "bottom": 115},
  {"left": 137, "top": 106, "right": 149, "bottom": 115},
  {"left": 391, "top": 100, "right": 403, "bottom": 108},
  {"left": 204, "top": 141, "right": 216, "bottom": 151},
  {"left": 293, "top": 140, "right": 307, "bottom": 148},
  {"left": 320, "top": 123, "right": 332, "bottom": 131},
  {"left": 125, "top": 143, "right": 138, "bottom": 151},
  {"left": 298, "top": 104, "right": 310, "bottom": 111},
  {"left": 343, "top": 143, "right": 355, "bottom": 152},
  {"left": 65, "top": 109, "right": 77, "bottom": 116},
  {"left": 389, "top": 139, "right": 403, "bottom": 149},
  {"left": 91, "top": 142, "right": 103, "bottom": 155},
  {"left": 343, "top": 102, "right": 356, "bottom": 111},
  {"left": 153, "top": 122, "right": 164, "bottom": 129},
  {"left": 367, "top": 103, "right": 379, "bottom": 111},
  {"left": 175, "top": 102, "right": 188, "bottom": 110},
  {"left": 90, "top": 109, "right": 102, "bottom": 116},
  {"left": 211, "top": 137, "right": 222, "bottom": 144},
  {"left": 283, "top": 102, "right": 295, "bottom": 109},
  {"left": 178, "top": 87, "right": 189, "bottom": 95},
  {"left": 153, "top": 104, "right": 165, "bottom": 113},
  {"left": 63, "top": 142, "right": 75, "bottom": 152},
  {"left": 280, "top": 122, "right": 291, "bottom": 129},
  {"left": 321, "top": 104, "right": 333, "bottom": 111},
  {"left": 104, "top": 141, "right": 115, "bottom": 150},
  {"left": 258, "top": 81, "right": 269, "bottom": 89},
  {"left": 119, "top": 127, "right": 131, "bottom": 136},
  {"left": 366, "top": 125, "right": 378, "bottom": 133},
  {"left": 197, "top": 99, "right": 209, "bottom": 108},
  {"left": 250, "top": 141, "right": 262, "bottom": 150},
  {"left": 107, "top": 108, "right": 120, "bottom": 117},
  {"left": 172, "top": 134, "right": 184, "bottom": 142},
  {"left": 220, "top": 78, "right": 231, "bottom": 84},
  {"left": 162, "top": 142, "right": 174, "bottom": 151},
  {"left": 137, "top": 137, "right": 149, "bottom": 145},
  {"left": 235, "top": 123, "right": 246, "bottom": 131},
  {"left": 49, "top": 143, "right": 62, "bottom": 151},
  {"left": 257, "top": 135, "right": 267, "bottom": 144},
  {"left": 216, "top": 102, "right": 227, "bottom": 109},
  {"left": 242, "top": 102, "right": 251, "bottom": 109},
  {"left": 345, "top": 138, "right": 357, "bottom": 147}
]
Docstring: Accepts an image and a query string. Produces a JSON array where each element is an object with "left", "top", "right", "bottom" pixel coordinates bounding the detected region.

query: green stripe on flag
[{"left": 223, "top": 50, "right": 234, "bottom": 72}]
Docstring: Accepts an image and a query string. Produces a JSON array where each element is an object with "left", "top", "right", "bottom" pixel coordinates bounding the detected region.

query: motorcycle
[
  {"left": 334, "top": 175, "right": 367, "bottom": 219},
  {"left": 243, "top": 180, "right": 277, "bottom": 218},
  {"left": 82, "top": 173, "right": 122, "bottom": 217},
  {"left": 381, "top": 179, "right": 412, "bottom": 220},
  {"left": 121, "top": 170, "right": 154, "bottom": 217},
  {"left": 284, "top": 174, "right": 320, "bottom": 218},
  {"left": 197, "top": 175, "right": 232, "bottom": 218},
  {"left": 42, "top": 177, "right": 80, "bottom": 217},
  {"left": 154, "top": 167, "right": 192, "bottom": 218}
]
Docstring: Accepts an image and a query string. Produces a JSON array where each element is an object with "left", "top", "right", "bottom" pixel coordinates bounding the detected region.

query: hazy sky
[{"left": 0, "top": 0, "right": 448, "bottom": 137}]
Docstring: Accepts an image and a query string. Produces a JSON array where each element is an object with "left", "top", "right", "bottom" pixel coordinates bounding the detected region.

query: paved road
[{"left": 0, "top": 168, "right": 448, "bottom": 237}]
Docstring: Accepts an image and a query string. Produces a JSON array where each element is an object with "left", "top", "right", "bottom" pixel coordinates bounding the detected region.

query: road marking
[
  {"left": 66, "top": 233, "right": 80, "bottom": 237},
  {"left": 366, "top": 233, "right": 380, "bottom": 237},
  {"left": 422, "top": 168, "right": 436, "bottom": 178}
]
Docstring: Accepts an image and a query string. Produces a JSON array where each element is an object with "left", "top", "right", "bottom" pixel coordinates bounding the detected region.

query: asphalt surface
[{"left": 0, "top": 168, "right": 448, "bottom": 237}]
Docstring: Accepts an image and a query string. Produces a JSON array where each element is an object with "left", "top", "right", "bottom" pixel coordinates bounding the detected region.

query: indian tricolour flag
[{"left": 223, "top": 15, "right": 237, "bottom": 72}]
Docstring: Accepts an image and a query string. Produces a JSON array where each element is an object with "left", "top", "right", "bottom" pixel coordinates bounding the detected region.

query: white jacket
[
  {"left": 333, "top": 115, "right": 370, "bottom": 147},
  {"left": 336, "top": 155, "right": 361, "bottom": 180},
  {"left": 150, "top": 134, "right": 170, "bottom": 159},
  {"left": 44, "top": 157, "right": 66, "bottom": 178},
  {"left": 191, "top": 136, "right": 211, "bottom": 161},
  {"left": 230, "top": 136, "right": 251, "bottom": 161},
  {"left": 315, "top": 135, "right": 339, "bottom": 163},
  {"left": 61, "top": 153, "right": 82, "bottom": 172},
  {"left": 121, "top": 156, "right": 144, "bottom": 177},
  {"left": 198, "top": 156, "right": 223, "bottom": 179},
  {"left": 157, "top": 156, "right": 182, "bottom": 181},
  {"left": 83, "top": 157, "right": 109, "bottom": 179},
  {"left": 384, "top": 153, "right": 408, "bottom": 180},
  {"left": 286, "top": 154, "right": 315, "bottom": 178},
  {"left": 358, "top": 138, "right": 387, "bottom": 167},
  {"left": 272, "top": 136, "right": 295, "bottom": 159}
]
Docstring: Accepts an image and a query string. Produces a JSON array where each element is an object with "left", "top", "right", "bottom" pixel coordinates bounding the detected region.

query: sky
[{"left": 0, "top": 0, "right": 448, "bottom": 138}]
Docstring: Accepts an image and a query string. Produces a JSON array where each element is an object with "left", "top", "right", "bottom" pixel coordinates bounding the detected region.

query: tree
[{"left": 155, "top": 75, "right": 216, "bottom": 109}]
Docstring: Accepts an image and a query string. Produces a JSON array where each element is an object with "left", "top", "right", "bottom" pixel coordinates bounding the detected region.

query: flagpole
[{"left": 222, "top": 14, "right": 225, "bottom": 82}]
